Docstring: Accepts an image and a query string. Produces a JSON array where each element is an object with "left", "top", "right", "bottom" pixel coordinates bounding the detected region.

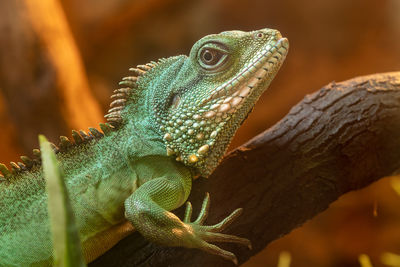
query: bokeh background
[{"left": 1, "top": 0, "right": 400, "bottom": 266}]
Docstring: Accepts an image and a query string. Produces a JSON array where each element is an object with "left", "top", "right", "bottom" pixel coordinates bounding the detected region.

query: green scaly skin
[{"left": 0, "top": 28, "right": 288, "bottom": 266}]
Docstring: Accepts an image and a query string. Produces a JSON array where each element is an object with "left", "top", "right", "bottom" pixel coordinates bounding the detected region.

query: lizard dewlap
[{"left": 0, "top": 28, "right": 288, "bottom": 266}]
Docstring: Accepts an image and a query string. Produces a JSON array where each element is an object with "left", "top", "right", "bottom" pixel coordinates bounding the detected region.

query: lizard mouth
[
  {"left": 200, "top": 37, "right": 289, "bottom": 116},
  {"left": 195, "top": 37, "right": 289, "bottom": 176}
]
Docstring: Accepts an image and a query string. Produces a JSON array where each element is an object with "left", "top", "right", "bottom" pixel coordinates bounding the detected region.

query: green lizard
[{"left": 0, "top": 28, "right": 288, "bottom": 266}]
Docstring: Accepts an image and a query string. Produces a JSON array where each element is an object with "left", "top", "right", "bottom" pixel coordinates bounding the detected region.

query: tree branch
[{"left": 90, "top": 72, "right": 400, "bottom": 266}]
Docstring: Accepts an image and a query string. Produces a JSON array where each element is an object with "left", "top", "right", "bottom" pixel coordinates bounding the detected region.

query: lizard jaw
[{"left": 193, "top": 37, "right": 289, "bottom": 176}]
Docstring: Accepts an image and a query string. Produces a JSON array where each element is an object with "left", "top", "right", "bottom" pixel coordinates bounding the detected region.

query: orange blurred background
[{"left": 1, "top": 0, "right": 400, "bottom": 266}]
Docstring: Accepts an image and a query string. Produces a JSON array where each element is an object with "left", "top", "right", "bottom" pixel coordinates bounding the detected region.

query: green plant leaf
[{"left": 39, "top": 135, "right": 86, "bottom": 267}]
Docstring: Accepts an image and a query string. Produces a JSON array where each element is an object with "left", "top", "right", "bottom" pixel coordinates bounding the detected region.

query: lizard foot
[{"left": 182, "top": 193, "right": 251, "bottom": 265}]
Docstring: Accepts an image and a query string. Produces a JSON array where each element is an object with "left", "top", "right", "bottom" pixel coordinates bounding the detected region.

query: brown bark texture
[{"left": 90, "top": 72, "right": 400, "bottom": 267}]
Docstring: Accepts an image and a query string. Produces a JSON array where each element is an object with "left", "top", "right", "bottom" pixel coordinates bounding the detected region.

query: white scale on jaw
[
  {"left": 163, "top": 38, "right": 288, "bottom": 166},
  {"left": 201, "top": 39, "right": 288, "bottom": 118}
]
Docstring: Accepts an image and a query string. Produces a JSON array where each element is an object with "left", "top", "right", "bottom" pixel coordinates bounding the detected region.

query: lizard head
[{"left": 138, "top": 28, "right": 289, "bottom": 177}]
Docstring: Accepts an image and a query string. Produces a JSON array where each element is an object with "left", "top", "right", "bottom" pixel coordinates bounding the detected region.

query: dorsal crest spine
[{"left": 0, "top": 62, "right": 158, "bottom": 181}]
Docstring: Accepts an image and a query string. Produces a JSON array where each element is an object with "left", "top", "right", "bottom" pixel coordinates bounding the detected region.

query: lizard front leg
[{"left": 124, "top": 172, "right": 250, "bottom": 264}]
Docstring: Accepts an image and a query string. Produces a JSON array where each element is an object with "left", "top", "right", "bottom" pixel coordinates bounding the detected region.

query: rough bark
[
  {"left": 90, "top": 72, "right": 400, "bottom": 266},
  {"left": 0, "top": 0, "right": 102, "bottom": 151}
]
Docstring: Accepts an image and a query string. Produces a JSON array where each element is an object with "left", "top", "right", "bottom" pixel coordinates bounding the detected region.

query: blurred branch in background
[
  {"left": 24, "top": 0, "right": 103, "bottom": 127},
  {"left": 0, "top": 0, "right": 102, "bottom": 152}
]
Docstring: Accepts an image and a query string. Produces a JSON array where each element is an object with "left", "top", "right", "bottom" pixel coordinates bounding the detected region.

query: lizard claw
[{"left": 183, "top": 193, "right": 251, "bottom": 264}]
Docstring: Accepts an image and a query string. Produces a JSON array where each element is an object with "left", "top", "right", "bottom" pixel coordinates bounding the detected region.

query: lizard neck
[{"left": 120, "top": 112, "right": 167, "bottom": 160}]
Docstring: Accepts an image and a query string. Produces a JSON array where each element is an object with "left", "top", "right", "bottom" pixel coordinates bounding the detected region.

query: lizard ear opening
[{"left": 169, "top": 94, "right": 181, "bottom": 109}]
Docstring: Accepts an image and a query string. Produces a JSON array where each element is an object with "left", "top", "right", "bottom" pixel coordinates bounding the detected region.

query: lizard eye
[
  {"left": 200, "top": 49, "right": 220, "bottom": 65},
  {"left": 198, "top": 45, "right": 228, "bottom": 71}
]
